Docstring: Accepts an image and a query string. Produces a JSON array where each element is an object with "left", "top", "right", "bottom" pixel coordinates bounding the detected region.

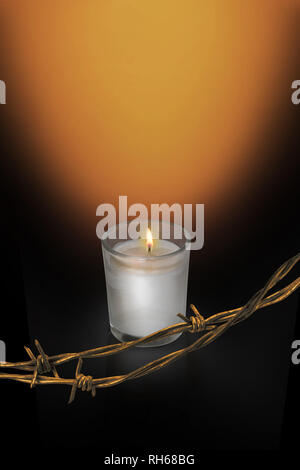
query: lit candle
[
  {"left": 146, "top": 227, "right": 153, "bottom": 254},
  {"left": 102, "top": 222, "right": 190, "bottom": 347}
]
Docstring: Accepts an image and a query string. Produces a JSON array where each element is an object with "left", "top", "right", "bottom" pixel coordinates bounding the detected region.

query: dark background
[
  {"left": 1, "top": 109, "right": 299, "bottom": 455},
  {"left": 1, "top": 8, "right": 300, "bottom": 459}
]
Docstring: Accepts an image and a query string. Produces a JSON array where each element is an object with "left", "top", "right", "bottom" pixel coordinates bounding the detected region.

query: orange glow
[{"left": 1, "top": 1, "right": 296, "bottom": 223}]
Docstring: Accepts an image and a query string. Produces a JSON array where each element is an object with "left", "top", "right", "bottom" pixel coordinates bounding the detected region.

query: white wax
[
  {"left": 114, "top": 239, "right": 178, "bottom": 257},
  {"left": 102, "top": 239, "right": 190, "bottom": 343}
]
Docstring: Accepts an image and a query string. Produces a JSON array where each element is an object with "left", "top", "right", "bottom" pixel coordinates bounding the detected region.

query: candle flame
[{"left": 146, "top": 228, "right": 153, "bottom": 252}]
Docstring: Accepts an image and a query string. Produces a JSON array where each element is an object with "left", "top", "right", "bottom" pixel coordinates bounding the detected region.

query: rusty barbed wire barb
[
  {"left": 24, "top": 340, "right": 60, "bottom": 388},
  {"left": 177, "top": 304, "right": 206, "bottom": 333},
  {"left": 0, "top": 252, "right": 299, "bottom": 403},
  {"left": 68, "top": 358, "right": 96, "bottom": 404}
]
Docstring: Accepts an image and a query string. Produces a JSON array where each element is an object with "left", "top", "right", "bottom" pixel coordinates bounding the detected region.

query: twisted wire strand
[{"left": 0, "top": 252, "right": 299, "bottom": 402}]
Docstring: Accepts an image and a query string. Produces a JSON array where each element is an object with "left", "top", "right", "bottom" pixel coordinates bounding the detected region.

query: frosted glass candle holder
[{"left": 101, "top": 221, "right": 190, "bottom": 347}]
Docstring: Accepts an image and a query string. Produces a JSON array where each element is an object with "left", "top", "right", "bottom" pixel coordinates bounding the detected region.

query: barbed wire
[{"left": 0, "top": 253, "right": 299, "bottom": 403}]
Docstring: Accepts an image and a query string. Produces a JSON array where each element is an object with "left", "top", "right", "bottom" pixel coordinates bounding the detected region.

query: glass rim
[{"left": 101, "top": 221, "right": 189, "bottom": 261}]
